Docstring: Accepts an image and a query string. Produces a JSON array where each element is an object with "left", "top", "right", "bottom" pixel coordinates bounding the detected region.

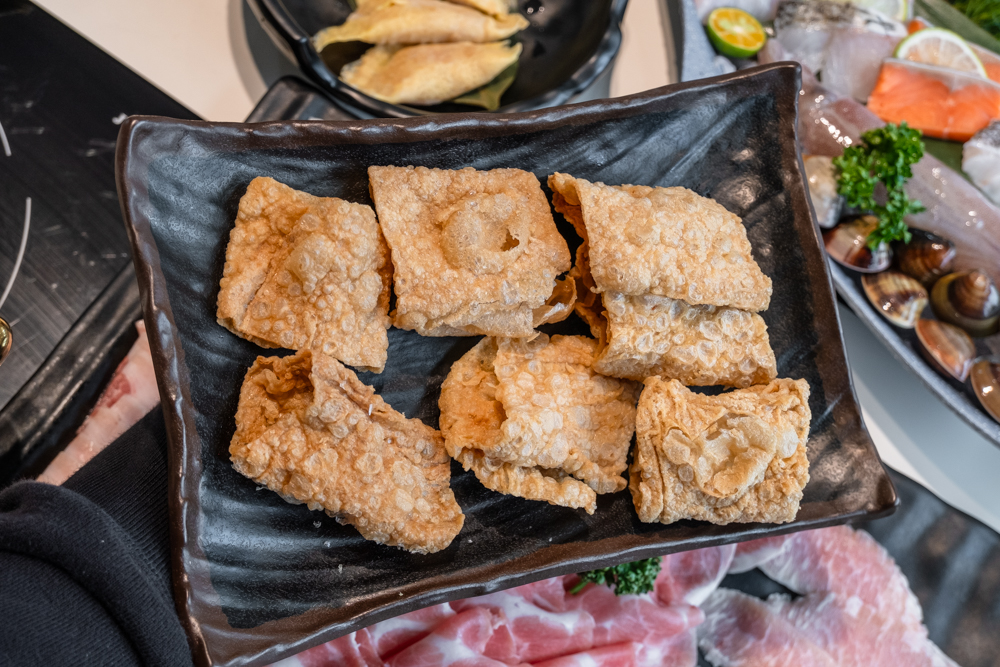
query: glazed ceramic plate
[
  {"left": 246, "top": 0, "right": 627, "bottom": 118},
  {"left": 116, "top": 63, "right": 896, "bottom": 667}
]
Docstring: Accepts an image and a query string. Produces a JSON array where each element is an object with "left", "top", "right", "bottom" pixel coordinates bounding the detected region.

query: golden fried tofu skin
[
  {"left": 313, "top": 0, "right": 528, "bottom": 48},
  {"left": 217, "top": 177, "right": 391, "bottom": 373},
  {"left": 630, "top": 377, "right": 811, "bottom": 526},
  {"left": 594, "top": 293, "right": 777, "bottom": 388},
  {"left": 230, "top": 350, "right": 464, "bottom": 554},
  {"left": 340, "top": 42, "right": 521, "bottom": 106},
  {"left": 443, "top": 0, "right": 515, "bottom": 16},
  {"left": 552, "top": 173, "right": 776, "bottom": 388},
  {"left": 369, "top": 166, "right": 572, "bottom": 337},
  {"left": 439, "top": 335, "right": 640, "bottom": 514},
  {"left": 549, "top": 173, "right": 772, "bottom": 312}
]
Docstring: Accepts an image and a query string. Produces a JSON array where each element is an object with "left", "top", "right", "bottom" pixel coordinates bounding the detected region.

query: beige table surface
[{"left": 33, "top": 0, "right": 1000, "bottom": 532}]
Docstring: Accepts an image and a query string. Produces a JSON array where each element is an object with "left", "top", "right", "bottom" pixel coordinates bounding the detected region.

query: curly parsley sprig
[
  {"left": 570, "top": 557, "right": 662, "bottom": 596},
  {"left": 832, "top": 122, "right": 925, "bottom": 249}
]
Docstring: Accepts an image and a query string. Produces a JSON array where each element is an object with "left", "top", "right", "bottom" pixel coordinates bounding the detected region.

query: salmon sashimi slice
[
  {"left": 698, "top": 589, "right": 838, "bottom": 667},
  {"left": 656, "top": 544, "right": 736, "bottom": 606},
  {"left": 867, "top": 59, "right": 1000, "bottom": 141},
  {"left": 771, "top": 592, "right": 960, "bottom": 667}
]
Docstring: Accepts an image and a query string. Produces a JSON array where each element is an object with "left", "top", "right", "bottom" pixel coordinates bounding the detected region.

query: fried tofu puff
[
  {"left": 313, "top": 0, "right": 528, "bottom": 49},
  {"left": 217, "top": 177, "right": 391, "bottom": 372},
  {"left": 230, "top": 349, "right": 464, "bottom": 554},
  {"left": 630, "top": 377, "right": 811, "bottom": 526},
  {"left": 550, "top": 173, "right": 776, "bottom": 388},
  {"left": 440, "top": 335, "right": 640, "bottom": 514},
  {"left": 369, "top": 166, "right": 572, "bottom": 337},
  {"left": 340, "top": 42, "right": 521, "bottom": 106}
]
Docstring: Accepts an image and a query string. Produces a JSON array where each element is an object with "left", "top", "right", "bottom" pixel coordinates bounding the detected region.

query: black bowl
[{"left": 246, "top": 0, "right": 629, "bottom": 118}]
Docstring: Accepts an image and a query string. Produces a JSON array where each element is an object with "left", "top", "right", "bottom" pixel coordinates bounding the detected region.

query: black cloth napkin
[{"left": 0, "top": 409, "right": 193, "bottom": 667}]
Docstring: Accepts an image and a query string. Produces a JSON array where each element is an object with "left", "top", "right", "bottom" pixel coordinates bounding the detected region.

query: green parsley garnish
[
  {"left": 569, "top": 557, "right": 662, "bottom": 596},
  {"left": 832, "top": 122, "right": 926, "bottom": 249}
]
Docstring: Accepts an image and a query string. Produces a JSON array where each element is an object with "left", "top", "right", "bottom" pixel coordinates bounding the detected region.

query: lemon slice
[
  {"left": 705, "top": 8, "right": 766, "bottom": 60},
  {"left": 894, "top": 28, "right": 987, "bottom": 77}
]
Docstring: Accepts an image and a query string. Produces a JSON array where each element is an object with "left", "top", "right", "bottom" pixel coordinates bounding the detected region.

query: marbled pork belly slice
[
  {"left": 698, "top": 589, "right": 837, "bottom": 667},
  {"left": 386, "top": 607, "right": 522, "bottom": 667},
  {"left": 656, "top": 544, "right": 736, "bottom": 607}
]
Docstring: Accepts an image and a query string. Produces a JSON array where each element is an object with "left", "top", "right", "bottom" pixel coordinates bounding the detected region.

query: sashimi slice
[
  {"left": 451, "top": 590, "right": 594, "bottom": 663},
  {"left": 38, "top": 320, "right": 160, "bottom": 485},
  {"left": 770, "top": 592, "right": 960, "bottom": 667},
  {"left": 291, "top": 629, "right": 384, "bottom": 667},
  {"left": 728, "top": 535, "right": 790, "bottom": 573},
  {"left": 656, "top": 544, "right": 736, "bottom": 606},
  {"left": 531, "top": 642, "right": 641, "bottom": 667},
  {"left": 387, "top": 607, "right": 517, "bottom": 667},
  {"left": 563, "top": 581, "right": 704, "bottom": 648},
  {"left": 698, "top": 589, "right": 837, "bottom": 667},
  {"left": 367, "top": 604, "right": 456, "bottom": 659},
  {"left": 752, "top": 525, "right": 925, "bottom": 634},
  {"left": 867, "top": 58, "right": 1000, "bottom": 141}
]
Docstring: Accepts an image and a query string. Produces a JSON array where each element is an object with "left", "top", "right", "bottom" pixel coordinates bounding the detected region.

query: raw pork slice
[
  {"left": 728, "top": 535, "right": 791, "bottom": 573},
  {"left": 367, "top": 604, "right": 456, "bottom": 659},
  {"left": 38, "top": 320, "right": 160, "bottom": 485},
  {"left": 657, "top": 544, "right": 736, "bottom": 606},
  {"left": 562, "top": 581, "right": 704, "bottom": 647},
  {"left": 450, "top": 590, "right": 594, "bottom": 663},
  {"left": 698, "top": 589, "right": 837, "bottom": 667},
  {"left": 751, "top": 526, "right": 925, "bottom": 634},
  {"left": 770, "top": 592, "right": 959, "bottom": 667},
  {"left": 287, "top": 629, "right": 384, "bottom": 667},
  {"left": 531, "top": 642, "right": 641, "bottom": 667},
  {"left": 386, "top": 607, "right": 520, "bottom": 667}
]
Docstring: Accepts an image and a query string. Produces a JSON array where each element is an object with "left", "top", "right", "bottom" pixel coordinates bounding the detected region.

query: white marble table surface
[{"left": 34, "top": 0, "right": 1000, "bottom": 532}]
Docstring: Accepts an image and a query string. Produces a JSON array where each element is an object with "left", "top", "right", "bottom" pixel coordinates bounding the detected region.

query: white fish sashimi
[
  {"left": 774, "top": 0, "right": 905, "bottom": 75},
  {"left": 37, "top": 321, "right": 160, "bottom": 485},
  {"left": 821, "top": 27, "right": 902, "bottom": 101},
  {"left": 963, "top": 121, "right": 1000, "bottom": 206}
]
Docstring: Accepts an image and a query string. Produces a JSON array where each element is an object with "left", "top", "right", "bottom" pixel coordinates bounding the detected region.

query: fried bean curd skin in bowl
[
  {"left": 313, "top": 0, "right": 528, "bottom": 49},
  {"left": 439, "top": 335, "right": 641, "bottom": 514},
  {"left": 369, "top": 166, "right": 572, "bottom": 337},
  {"left": 551, "top": 173, "right": 776, "bottom": 387},
  {"left": 340, "top": 41, "right": 522, "bottom": 106},
  {"left": 230, "top": 349, "right": 464, "bottom": 554},
  {"left": 445, "top": 0, "right": 515, "bottom": 16},
  {"left": 630, "top": 377, "right": 812, "bottom": 526},
  {"left": 217, "top": 177, "right": 391, "bottom": 372}
]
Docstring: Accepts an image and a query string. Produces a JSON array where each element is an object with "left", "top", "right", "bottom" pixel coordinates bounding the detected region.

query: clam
[
  {"left": 861, "top": 271, "right": 928, "bottom": 329},
  {"left": 915, "top": 318, "right": 975, "bottom": 381},
  {"left": 803, "top": 155, "right": 844, "bottom": 229},
  {"left": 893, "top": 229, "right": 956, "bottom": 287},
  {"left": 970, "top": 358, "right": 1000, "bottom": 424},
  {"left": 930, "top": 270, "right": 1000, "bottom": 337},
  {"left": 823, "top": 216, "right": 891, "bottom": 273}
]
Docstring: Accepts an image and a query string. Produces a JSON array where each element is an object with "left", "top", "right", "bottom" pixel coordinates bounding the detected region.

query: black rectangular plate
[{"left": 115, "top": 63, "right": 897, "bottom": 667}]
